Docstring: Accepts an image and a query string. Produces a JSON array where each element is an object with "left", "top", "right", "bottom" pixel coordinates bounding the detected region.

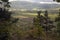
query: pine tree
[
  {"left": 53, "top": 0, "right": 60, "bottom": 2},
  {"left": 55, "top": 9, "right": 60, "bottom": 40},
  {"left": 0, "top": 0, "right": 18, "bottom": 40},
  {"left": 33, "top": 11, "right": 46, "bottom": 40}
]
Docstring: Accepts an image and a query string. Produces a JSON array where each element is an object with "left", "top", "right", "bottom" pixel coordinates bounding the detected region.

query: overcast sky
[
  {"left": 9, "top": 0, "right": 60, "bottom": 4},
  {"left": 9, "top": 0, "right": 54, "bottom": 2}
]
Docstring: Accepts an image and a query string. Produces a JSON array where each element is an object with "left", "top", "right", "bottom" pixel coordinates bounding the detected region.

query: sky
[
  {"left": 9, "top": 0, "right": 59, "bottom": 4},
  {"left": 9, "top": 0, "right": 54, "bottom": 2}
]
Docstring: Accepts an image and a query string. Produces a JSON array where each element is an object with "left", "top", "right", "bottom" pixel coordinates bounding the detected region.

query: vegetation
[
  {"left": 53, "top": 0, "right": 60, "bottom": 2},
  {"left": 1, "top": 0, "right": 8, "bottom": 2},
  {"left": 0, "top": 0, "right": 60, "bottom": 40},
  {"left": 33, "top": 10, "right": 58, "bottom": 40},
  {"left": 0, "top": 0, "right": 18, "bottom": 40},
  {"left": 55, "top": 9, "right": 60, "bottom": 40},
  {"left": 56, "top": 0, "right": 60, "bottom": 2}
]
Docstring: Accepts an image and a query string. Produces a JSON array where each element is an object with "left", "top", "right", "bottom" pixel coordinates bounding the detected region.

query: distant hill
[{"left": 10, "top": 1, "right": 60, "bottom": 10}]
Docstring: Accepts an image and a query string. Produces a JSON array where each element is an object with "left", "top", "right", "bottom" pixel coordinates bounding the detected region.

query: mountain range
[{"left": 10, "top": 1, "right": 60, "bottom": 10}]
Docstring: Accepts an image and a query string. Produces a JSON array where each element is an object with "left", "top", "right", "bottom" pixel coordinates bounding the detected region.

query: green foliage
[
  {"left": 56, "top": 22, "right": 60, "bottom": 40},
  {"left": 53, "top": 0, "right": 60, "bottom": 2},
  {"left": 1, "top": 0, "right": 8, "bottom": 2},
  {"left": 0, "top": 0, "right": 18, "bottom": 40},
  {"left": 57, "top": 22, "right": 60, "bottom": 33},
  {"left": 4, "top": 4, "right": 10, "bottom": 8},
  {"left": 33, "top": 17, "right": 45, "bottom": 40},
  {"left": 1, "top": 0, "right": 10, "bottom": 8},
  {"left": 56, "top": 0, "right": 60, "bottom": 2},
  {"left": 55, "top": 9, "right": 60, "bottom": 40}
]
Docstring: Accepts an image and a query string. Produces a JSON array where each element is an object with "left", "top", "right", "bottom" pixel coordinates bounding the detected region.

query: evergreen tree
[
  {"left": 1, "top": 0, "right": 8, "bottom": 2},
  {"left": 0, "top": 0, "right": 18, "bottom": 40},
  {"left": 33, "top": 11, "right": 46, "bottom": 40},
  {"left": 55, "top": 9, "right": 60, "bottom": 40},
  {"left": 53, "top": 0, "right": 60, "bottom": 2}
]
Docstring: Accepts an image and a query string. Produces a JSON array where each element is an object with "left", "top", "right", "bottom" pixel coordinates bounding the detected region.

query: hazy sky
[{"left": 9, "top": 0, "right": 53, "bottom": 2}]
